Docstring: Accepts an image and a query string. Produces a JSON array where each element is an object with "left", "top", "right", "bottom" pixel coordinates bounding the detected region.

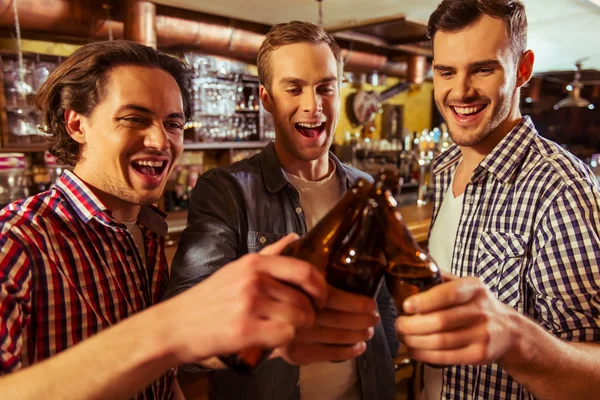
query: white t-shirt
[
  {"left": 284, "top": 162, "right": 361, "bottom": 400},
  {"left": 421, "top": 171, "right": 463, "bottom": 400}
]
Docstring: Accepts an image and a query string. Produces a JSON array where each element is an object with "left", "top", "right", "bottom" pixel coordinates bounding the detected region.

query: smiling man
[
  {"left": 0, "top": 40, "right": 332, "bottom": 399},
  {"left": 165, "top": 21, "right": 398, "bottom": 400},
  {"left": 393, "top": 1, "right": 600, "bottom": 399}
]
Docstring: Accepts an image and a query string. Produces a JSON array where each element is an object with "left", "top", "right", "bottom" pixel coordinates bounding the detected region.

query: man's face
[
  {"left": 261, "top": 42, "right": 340, "bottom": 162},
  {"left": 75, "top": 65, "right": 185, "bottom": 206},
  {"left": 432, "top": 15, "right": 523, "bottom": 147}
]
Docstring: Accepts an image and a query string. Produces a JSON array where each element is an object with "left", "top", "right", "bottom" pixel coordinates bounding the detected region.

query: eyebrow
[
  {"left": 278, "top": 76, "right": 338, "bottom": 86},
  {"left": 116, "top": 104, "right": 185, "bottom": 120},
  {"left": 434, "top": 59, "right": 502, "bottom": 72}
]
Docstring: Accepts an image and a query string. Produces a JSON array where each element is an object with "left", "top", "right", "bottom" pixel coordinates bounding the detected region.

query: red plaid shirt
[{"left": 0, "top": 170, "right": 174, "bottom": 399}]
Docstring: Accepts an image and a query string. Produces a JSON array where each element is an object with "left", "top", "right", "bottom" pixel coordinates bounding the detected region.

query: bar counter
[{"left": 164, "top": 202, "right": 433, "bottom": 264}]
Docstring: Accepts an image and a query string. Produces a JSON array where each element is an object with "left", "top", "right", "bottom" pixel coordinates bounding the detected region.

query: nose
[
  {"left": 301, "top": 89, "right": 322, "bottom": 114},
  {"left": 453, "top": 73, "right": 477, "bottom": 100},
  {"left": 144, "top": 123, "right": 171, "bottom": 152}
]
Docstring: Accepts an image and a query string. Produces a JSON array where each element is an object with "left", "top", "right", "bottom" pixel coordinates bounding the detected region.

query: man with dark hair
[
  {"left": 0, "top": 40, "right": 330, "bottom": 399},
  {"left": 395, "top": 1, "right": 600, "bottom": 399},
  {"left": 166, "top": 21, "right": 398, "bottom": 400}
]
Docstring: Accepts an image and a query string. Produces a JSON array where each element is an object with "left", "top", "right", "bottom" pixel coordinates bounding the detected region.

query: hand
[
  {"left": 273, "top": 286, "right": 379, "bottom": 365},
  {"left": 395, "top": 276, "right": 520, "bottom": 366},
  {"left": 165, "top": 233, "right": 328, "bottom": 364}
]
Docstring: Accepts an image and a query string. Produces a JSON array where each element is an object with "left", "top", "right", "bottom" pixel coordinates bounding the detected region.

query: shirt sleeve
[
  {"left": 0, "top": 234, "right": 33, "bottom": 373},
  {"left": 163, "top": 172, "right": 240, "bottom": 300},
  {"left": 529, "top": 179, "right": 600, "bottom": 342}
]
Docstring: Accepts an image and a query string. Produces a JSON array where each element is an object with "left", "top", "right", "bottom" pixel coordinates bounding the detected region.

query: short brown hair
[
  {"left": 257, "top": 21, "right": 343, "bottom": 93},
  {"left": 36, "top": 40, "right": 193, "bottom": 166},
  {"left": 427, "top": 0, "right": 527, "bottom": 61}
]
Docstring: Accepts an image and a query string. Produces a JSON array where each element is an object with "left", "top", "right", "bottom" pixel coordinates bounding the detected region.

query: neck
[
  {"left": 274, "top": 143, "right": 332, "bottom": 181},
  {"left": 460, "top": 109, "right": 522, "bottom": 174},
  {"left": 73, "top": 167, "right": 141, "bottom": 223}
]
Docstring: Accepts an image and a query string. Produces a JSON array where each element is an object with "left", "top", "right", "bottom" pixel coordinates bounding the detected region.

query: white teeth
[
  {"left": 453, "top": 106, "right": 484, "bottom": 115},
  {"left": 133, "top": 160, "right": 165, "bottom": 167},
  {"left": 297, "top": 122, "right": 323, "bottom": 128}
]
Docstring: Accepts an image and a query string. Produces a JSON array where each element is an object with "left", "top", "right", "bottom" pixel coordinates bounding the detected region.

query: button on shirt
[
  {"left": 429, "top": 116, "right": 600, "bottom": 399},
  {"left": 0, "top": 170, "right": 173, "bottom": 399}
]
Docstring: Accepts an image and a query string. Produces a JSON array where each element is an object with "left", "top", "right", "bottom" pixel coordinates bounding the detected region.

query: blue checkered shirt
[{"left": 429, "top": 116, "right": 600, "bottom": 399}]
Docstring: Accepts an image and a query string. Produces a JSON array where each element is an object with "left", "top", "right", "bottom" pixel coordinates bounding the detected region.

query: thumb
[{"left": 260, "top": 233, "right": 300, "bottom": 255}]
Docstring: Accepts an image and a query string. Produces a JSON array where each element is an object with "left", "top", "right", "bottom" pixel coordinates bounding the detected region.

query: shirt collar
[
  {"left": 259, "top": 141, "right": 352, "bottom": 193},
  {"left": 56, "top": 170, "right": 167, "bottom": 235},
  {"left": 432, "top": 116, "right": 538, "bottom": 184}
]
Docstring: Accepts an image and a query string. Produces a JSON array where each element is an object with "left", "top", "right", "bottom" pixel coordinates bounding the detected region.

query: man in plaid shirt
[
  {"left": 0, "top": 41, "right": 330, "bottom": 398},
  {"left": 395, "top": 0, "right": 600, "bottom": 399}
]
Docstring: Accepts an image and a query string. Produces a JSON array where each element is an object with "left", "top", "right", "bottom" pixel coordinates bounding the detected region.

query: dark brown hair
[
  {"left": 427, "top": 0, "right": 528, "bottom": 60},
  {"left": 35, "top": 40, "right": 193, "bottom": 166},
  {"left": 257, "top": 21, "right": 343, "bottom": 93}
]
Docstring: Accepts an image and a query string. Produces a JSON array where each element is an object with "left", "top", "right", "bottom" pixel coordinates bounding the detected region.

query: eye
[
  {"left": 318, "top": 85, "right": 336, "bottom": 95},
  {"left": 165, "top": 121, "right": 184, "bottom": 132},
  {"left": 287, "top": 87, "right": 302, "bottom": 95},
  {"left": 439, "top": 71, "right": 454, "bottom": 78},
  {"left": 477, "top": 68, "right": 494, "bottom": 75},
  {"left": 119, "top": 116, "right": 150, "bottom": 127}
]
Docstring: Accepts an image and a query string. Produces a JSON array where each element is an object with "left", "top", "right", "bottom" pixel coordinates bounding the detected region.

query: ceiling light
[{"left": 553, "top": 61, "right": 592, "bottom": 110}]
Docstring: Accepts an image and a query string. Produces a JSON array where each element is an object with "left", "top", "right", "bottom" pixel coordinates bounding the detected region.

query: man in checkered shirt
[
  {"left": 395, "top": 0, "right": 600, "bottom": 399},
  {"left": 0, "top": 41, "right": 329, "bottom": 399}
]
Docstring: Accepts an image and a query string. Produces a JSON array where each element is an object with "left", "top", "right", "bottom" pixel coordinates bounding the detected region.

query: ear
[
  {"left": 259, "top": 85, "right": 273, "bottom": 113},
  {"left": 64, "top": 109, "right": 87, "bottom": 145},
  {"left": 516, "top": 50, "right": 535, "bottom": 88}
]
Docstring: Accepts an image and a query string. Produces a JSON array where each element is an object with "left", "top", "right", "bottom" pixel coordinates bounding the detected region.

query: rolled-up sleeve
[
  {"left": 0, "top": 234, "right": 33, "bottom": 373},
  {"left": 530, "top": 179, "right": 600, "bottom": 342}
]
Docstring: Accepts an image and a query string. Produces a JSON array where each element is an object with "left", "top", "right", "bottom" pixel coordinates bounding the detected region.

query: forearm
[
  {"left": 502, "top": 313, "right": 600, "bottom": 400},
  {"left": 0, "top": 303, "right": 178, "bottom": 400}
]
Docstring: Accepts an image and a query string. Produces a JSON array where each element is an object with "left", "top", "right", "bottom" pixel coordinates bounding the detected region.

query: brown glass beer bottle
[
  {"left": 370, "top": 180, "right": 442, "bottom": 314},
  {"left": 220, "top": 178, "right": 374, "bottom": 374},
  {"left": 328, "top": 202, "right": 387, "bottom": 297}
]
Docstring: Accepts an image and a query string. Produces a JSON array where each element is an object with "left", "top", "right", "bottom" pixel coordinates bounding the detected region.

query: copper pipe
[
  {"left": 124, "top": 0, "right": 156, "bottom": 48},
  {"left": 0, "top": 0, "right": 121, "bottom": 40},
  {"left": 0, "top": 0, "right": 413, "bottom": 77},
  {"left": 406, "top": 55, "right": 428, "bottom": 84},
  {"left": 155, "top": 16, "right": 264, "bottom": 64}
]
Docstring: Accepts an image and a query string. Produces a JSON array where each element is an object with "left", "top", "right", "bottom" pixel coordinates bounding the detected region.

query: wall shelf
[{"left": 183, "top": 141, "right": 271, "bottom": 150}]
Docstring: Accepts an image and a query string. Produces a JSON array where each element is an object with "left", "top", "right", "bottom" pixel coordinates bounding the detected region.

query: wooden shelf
[
  {"left": 0, "top": 145, "right": 48, "bottom": 153},
  {"left": 183, "top": 141, "right": 270, "bottom": 150}
]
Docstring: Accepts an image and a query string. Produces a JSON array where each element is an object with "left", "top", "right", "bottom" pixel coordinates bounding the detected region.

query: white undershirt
[
  {"left": 284, "top": 162, "right": 361, "bottom": 400},
  {"left": 422, "top": 170, "right": 463, "bottom": 400}
]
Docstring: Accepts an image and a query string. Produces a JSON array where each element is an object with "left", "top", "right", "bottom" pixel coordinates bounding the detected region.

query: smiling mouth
[
  {"left": 131, "top": 160, "right": 168, "bottom": 178},
  {"left": 294, "top": 122, "right": 326, "bottom": 138},
  {"left": 451, "top": 104, "right": 487, "bottom": 117}
]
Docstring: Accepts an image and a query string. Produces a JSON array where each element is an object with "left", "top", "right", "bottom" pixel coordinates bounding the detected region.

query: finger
[
  {"left": 250, "top": 254, "right": 328, "bottom": 309},
  {"left": 253, "top": 295, "right": 314, "bottom": 329},
  {"left": 260, "top": 233, "right": 300, "bottom": 255},
  {"left": 407, "top": 342, "right": 488, "bottom": 366},
  {"left": 245, "top": 320, "right": 296, "bottom": 350},
  {"left": 326, "top": 286, "right": 377, "bottom": 314},
  {"left": 395, "top": 302, "right": 485, "bottom": 335},
  {"left": 402, "top": 276, "right": 485, "bottom": 314},
  {"left": 261, "top": 275, "right": 316, "bottom": 326},
  {"left": 295, "top": 326, "right": 375, "bottom": 345},
  {"left": 315, "top": 309, "right": 379, "bottom": 330},
  {"left": 399, "top": 324, "right": 483, "bottom": 351},
  {"left": 441, "top": 272, "right": 459, "bottom": 282}
]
